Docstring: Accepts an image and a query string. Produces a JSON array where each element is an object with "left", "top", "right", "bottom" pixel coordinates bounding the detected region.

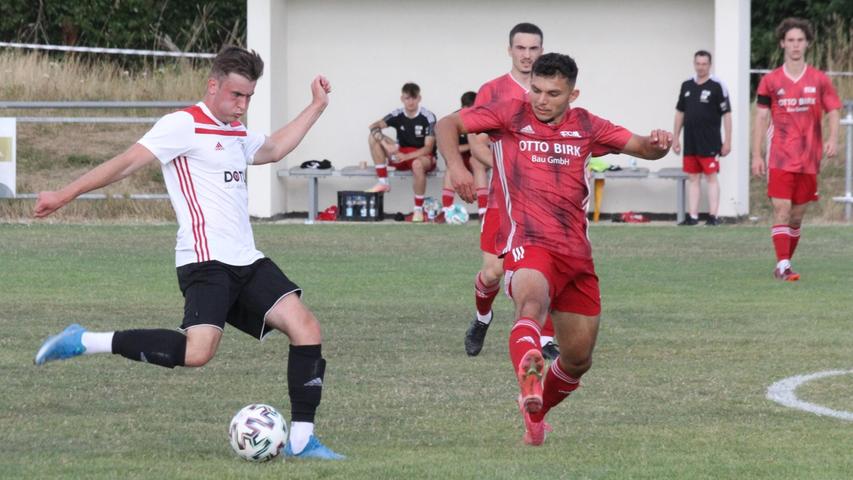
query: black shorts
[{"left": 176, "top": 258, "right": 301, "bottom": 340}]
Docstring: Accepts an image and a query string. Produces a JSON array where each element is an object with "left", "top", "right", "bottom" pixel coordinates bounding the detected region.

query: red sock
[
  {"left": 788, "top": 226, "right": 801, "bottom": 259},
  {"left": 477, "top": 188, "right": 489, "bottom": 211},
  {"left": 375, "top": 164, "right": 388, "bottom": 179},
  {"left": 530, "top": 358, "right": 580, "bottom": 422},
  {"left": 414, "top": 195, "right": 424, "bottom": 209},
  {"left": 442, "top": 189, "right": 454, "bottom": 208},
  {"left": 508, "top": 318, "right": 541, "bottom": 374},
  {"left": 771, "top": 224, "right": 791, "bottom": 262},
  {"left": 542, "top": 313, "right": 554, "bottom": 337},
  {"left": 474, "top": 272, "right": 500, "bottom": 316}
]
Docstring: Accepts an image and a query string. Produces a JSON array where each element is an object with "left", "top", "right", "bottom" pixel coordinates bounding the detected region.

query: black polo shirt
[
  {"left": 675, "top": 76, "right": 731, "bottom": 156},
  {"left": 383, "top": 107, "right": 436, "bottom": 149}
]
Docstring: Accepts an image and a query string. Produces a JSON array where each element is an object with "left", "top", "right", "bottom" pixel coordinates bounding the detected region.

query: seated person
[
  {"left": 439, "top": 91, "right": 490, "bottom": 222},
  {"left": 367, "top": 82, "right": 437, "bottom": 222}
]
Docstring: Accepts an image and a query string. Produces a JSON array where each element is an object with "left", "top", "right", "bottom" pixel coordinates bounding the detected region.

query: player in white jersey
[{"left": 32, "top": 46, "right": 343, "bottom": 460}]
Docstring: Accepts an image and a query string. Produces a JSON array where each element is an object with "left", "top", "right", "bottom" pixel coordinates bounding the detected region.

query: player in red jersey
[
  {"left": 751, "top": 17, "right": 842, "bottom": 281},
  {"left": 463, "top": 22, "right": 560, "bottom": 361},
  {"left": 437, "top": 52, "right": 672, "bottom": 446}
]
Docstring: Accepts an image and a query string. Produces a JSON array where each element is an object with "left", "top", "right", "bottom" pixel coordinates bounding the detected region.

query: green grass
[{"left": 1, "top": 223, "right": 851, "bottom": 479}]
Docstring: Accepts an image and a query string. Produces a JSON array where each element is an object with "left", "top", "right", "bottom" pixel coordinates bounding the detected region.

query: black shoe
[
  {"left": 705, "top": 215, "right": 721, "bottom": 226},
  {"left": 541, "top": 341, "right": 560, "bottom": 361},
  {"left": 464, "top": 314, "right": 492, "bottom": 356},
  {"left": 678, "top": 216, "right": 699, "bottom": 226}
]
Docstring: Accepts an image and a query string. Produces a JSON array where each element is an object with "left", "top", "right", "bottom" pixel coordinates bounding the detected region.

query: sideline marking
[{"left": 766, "top": 370, "right": 853, "bottom": 421}]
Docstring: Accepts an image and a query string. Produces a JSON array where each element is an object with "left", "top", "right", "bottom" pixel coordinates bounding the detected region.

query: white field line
[{"left": 766, "top": 369, "right": 853, "bottom": 421}]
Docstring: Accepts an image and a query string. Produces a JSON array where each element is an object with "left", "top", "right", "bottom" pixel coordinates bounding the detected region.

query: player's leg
[
  {"left": 409, "top": 155, "right": 432, "bottom": 223},
  {"left": 35, "top": 261, "right": 236, "bottom": 368},
  {"left": 533, "top": 310, "right": 599, "bottom": 422},
  {"left": 787, "top": 173, "right": 816, "bottom": 262},
  {"left": 788, "top": 202, "right": 807, "bottom": 259},
  {"left": 464, "top": 249, "right": 503, "bottom": 356},
  {"left": 679, "top": 156, "right": 700, "bottom": 225},
  {"left": 770, "top": 197, "right": 798, "bottom": 280},
  {"left": 507, "top": 267, "right": 549, "bottom": 413},
  {"left": 367, "top": 132, "right": 395, "bottom": 193},
  {"left": 687, "top": 173, "right": 701, "bottom": 221},
  {"left": 471, "top": 160, "right": 490, "bottom": 217},
  {"left": 237, "top": 258, "right": 343, "bottom": 460},
  {"left": 705, "top": 172, "right": 720, "bottom": 224}
]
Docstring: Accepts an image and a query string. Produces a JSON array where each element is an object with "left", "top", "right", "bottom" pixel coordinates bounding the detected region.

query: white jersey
[{"left": 138, "top": 102, "right": 267, "bottom": 267}]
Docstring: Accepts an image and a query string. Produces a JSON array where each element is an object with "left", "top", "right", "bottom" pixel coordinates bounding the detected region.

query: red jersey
[
  {"left": 460, "top": 99, "right": 632, "bottom": 259},
  {"left": 756, "top": 65, "right": 842, "bottom": 174},
  {"left": 474, "top": 73, "right": 530, "bottom": 209}
]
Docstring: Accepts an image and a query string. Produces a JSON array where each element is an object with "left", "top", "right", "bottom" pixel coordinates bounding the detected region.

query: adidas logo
[
  {"left": 304, "top": 377, "right": 323, "bottom": 387},
  {"left": 516, "top": 336, "right": 537, "bottom": 346},
  {"left": 520, "top": 125, "right": 535, "bottom": 134},
  {"left": 215, "top": 142, "right": 224, "bottom": 151},
  {"left": 777, "top": 88, "right": 785, "bottom": 96}
]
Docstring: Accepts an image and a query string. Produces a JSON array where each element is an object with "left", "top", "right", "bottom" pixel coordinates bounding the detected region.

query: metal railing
[
  {"left": 0, "top": 100, "right": 192, "bottom": 124},
  {"left": 832, "top": 100, "right": 853, "bottom": 221}
]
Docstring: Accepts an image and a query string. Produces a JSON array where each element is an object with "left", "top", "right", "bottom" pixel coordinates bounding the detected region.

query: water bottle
[
  {"left": 427, "top": 208, "right": 435, "bottom": 221},
  {"left": 360, "top": 196, "right": 367, "bottom": 217},
  {"left": 368, "top": 196, "right": 376, "bottom": 218},
  {"left": 630, "top": 158, "right": 638, "bottom": 170},
  {"left": 345, "top": 197, "right": 353, "bottom": 217}
]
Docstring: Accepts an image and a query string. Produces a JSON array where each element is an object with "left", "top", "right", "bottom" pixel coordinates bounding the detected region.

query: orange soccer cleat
[{"left": 516, "top": 349, "right": 545, "bottom": 413}]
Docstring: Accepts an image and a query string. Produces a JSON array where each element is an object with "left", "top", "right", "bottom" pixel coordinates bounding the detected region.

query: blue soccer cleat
[
  {"left": 284, "top": 435, "right": 345, "bottom": 460},
  {"left": 34, "top": 323, "right": 86, "bottom": 365}
]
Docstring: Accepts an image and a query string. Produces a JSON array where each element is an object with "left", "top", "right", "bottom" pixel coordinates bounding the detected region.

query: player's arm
[
  {"left": 824, "top": 108, "right": 841, "bottom": 158},
  {"left": 620, "top": 130, "right": 673, "bottom": 160},
  {"left": 751, "top": 105, "right": 771, "bottom": 176},
  {"left": 672, "top": 111, "right": 684, "bottom": 154},
  {"left": 468, "top": 133, "right": 493, "bottom": 168},
  {"left": 396, "top": 136, "right": 435, "bottom": 161},
  {"left": 720, "top": 112, "right": 732, "bottom": 157},
  {"left": 436, "top": 113, "right": 476, "bottom": 202},
  {"left": 253, "top": 75, "right": 331, "bottom": 166},
  {"left": 34, "top": 143, "right": 156, "bottom": 218}
]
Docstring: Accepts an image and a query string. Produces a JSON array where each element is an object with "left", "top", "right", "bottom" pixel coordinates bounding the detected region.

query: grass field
[{"left": 1, "top": 223, "right": 851, "bottom": 479}]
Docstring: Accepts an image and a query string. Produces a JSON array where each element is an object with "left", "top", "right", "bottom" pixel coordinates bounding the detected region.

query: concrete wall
[{"left": 248, "top": 0, "right": 750, "bottom": 218}]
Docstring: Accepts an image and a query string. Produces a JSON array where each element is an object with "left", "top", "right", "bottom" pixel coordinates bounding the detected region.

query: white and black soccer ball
[
  {"left": 228, "top": 404, "right": 288, "bottom": 462},
  {"left": 445, "top": 204, "right": 470, "bottom": 225}
]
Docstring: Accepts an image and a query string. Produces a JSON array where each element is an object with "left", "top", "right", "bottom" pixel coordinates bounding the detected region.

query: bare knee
[
  {"left": 184, "top": 344, "right": 217, "bottom": 367},
  {"left": 266, "top": 295, "right": 323, "bottom": 345},
  {"left": 559, "top": 353, "right": 592, "bottom": 377}
]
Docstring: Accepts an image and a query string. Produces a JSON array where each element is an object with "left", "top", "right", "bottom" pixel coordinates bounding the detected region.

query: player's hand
[
  {"left": 33, "top": 190, "right": 67, "bottom": 218},
  {"left": 311, "top": 75, "right": 331, "bottom": 108},
  {"left": 720, "top": 141, "right": 731, "bottom": 157},
  {"left": 751, "top": 156, "right": 766, "bottom": 177},
  {"left": 449, "top": 166, "right": 475, "bottom": 203},
  {"left": 672, "top": 138, "right": 681, "bottom": 155},
  {"left": 824, "top": 139, "right": 838, "bottom": 158},
  {"left": 649, "top": 129, "right": 673, "bottom": 152}
]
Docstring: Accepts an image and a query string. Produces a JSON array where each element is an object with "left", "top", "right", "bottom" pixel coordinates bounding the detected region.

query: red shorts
[
  {"left": 503, "top": 245, "right": 601, "bottom": 316},
  {"left": 767, "top": 168, "right": 818, "bottom": 204},
  {"left": 479, "top": 207, "right": 500, "bottom": 255},
  {"left": 391, "top": 146, "right": 436, "bottom": 172},
  {"left": 683, "top": 155, "right": 719, "bottom": 175}
]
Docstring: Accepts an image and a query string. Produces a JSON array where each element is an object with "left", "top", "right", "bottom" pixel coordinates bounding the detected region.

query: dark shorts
[
  {"left": 503, "top": 245, "right": 601, "bottom": 316},
  {"left": 176, "top": 258, "right": 301, "bottom": 340},
  {"left": 767, "top": 168, "right": 819, "bottom": 204}
]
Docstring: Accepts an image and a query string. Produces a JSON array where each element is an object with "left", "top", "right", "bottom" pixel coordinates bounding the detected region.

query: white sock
[
  {"left": 288, "top": 421, "right": 314, "bottom": 454},
  {"left": 378, "top": 177, "right": 388, "bottom": 185},
  {"left": 540, "top": 335, "right": 554, "bottom": 347},
  {"left": 776, "top": 259, "right": 791, "bottom": 272},
  {"left": 414, "top": 206, "right": 423, "bottom": 212},
  {"left": 476, "top": 311, "right": 492, "bottom": 324},
  {"left": 81, "top": 332, "right": 114, "bottom": 355}
]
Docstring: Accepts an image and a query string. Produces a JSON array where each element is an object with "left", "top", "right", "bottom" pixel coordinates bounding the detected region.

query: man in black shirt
[
  {"left": 673, "top": 50, "right": 732, "bottom": 226},
  {"left": 367, "top": 82, "right": 437, "bottom": 222}
]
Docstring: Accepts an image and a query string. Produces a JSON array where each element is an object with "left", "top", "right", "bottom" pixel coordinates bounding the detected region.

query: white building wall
[{"left": 248, "top": 0, "right": 749, "bottom": 218}]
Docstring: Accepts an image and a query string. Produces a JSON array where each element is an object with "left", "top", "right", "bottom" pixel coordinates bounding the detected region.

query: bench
[
  {"left": 591, "top": 167, "right": 687, "bottom": 223},
  {"left": 278, "top": 165, "right": 442, "bottom": 224},
  {"left": 280, "top": 164, "right": 686, "bottom": 224}
]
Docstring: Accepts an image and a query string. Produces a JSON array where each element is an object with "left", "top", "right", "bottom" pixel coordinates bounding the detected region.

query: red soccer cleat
[
  {"left": 773, "top": 267, "right": 800, "bottom": 282},
  {"left": 516, "top": 349, "right": 545, "bottom": 413},
  {"left": 517, "top": 395, "right": 551, "bottom": 446}
]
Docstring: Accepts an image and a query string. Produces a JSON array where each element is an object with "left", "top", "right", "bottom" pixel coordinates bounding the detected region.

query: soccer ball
[
  {"left": 445, "top": 204, "right": 470, "bottom": 225},
  {"left": 228, "top": 404, "right": 288, "bottom": 462}
]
